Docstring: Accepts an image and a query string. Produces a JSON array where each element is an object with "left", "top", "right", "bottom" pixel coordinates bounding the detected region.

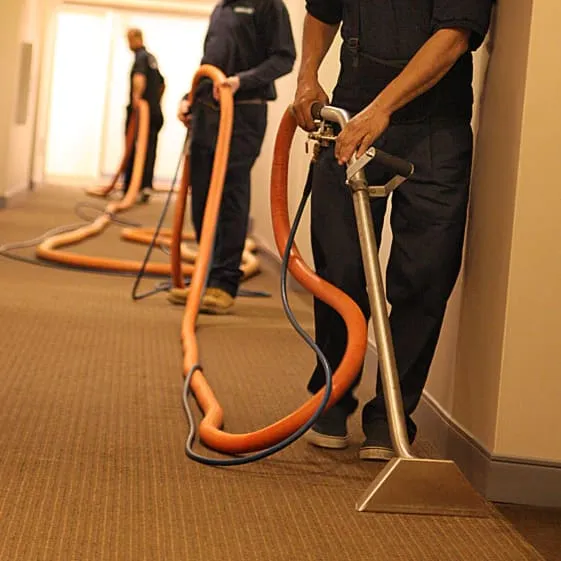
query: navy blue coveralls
[
  {"left": 124, "top": 47, "right": 165, "bottom": 194},
  {"left": 188, "top": 0, "right": 296, "bottom": 297},
  {"left": 306, "top": 0, "right": 493, "bottom": 440}
]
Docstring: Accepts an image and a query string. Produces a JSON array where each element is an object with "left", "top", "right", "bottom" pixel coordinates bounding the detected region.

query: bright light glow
[
  {"left": 45, "top": 11, "right": 111, "bottom": 179},
  {"left": 44, "top": 7, "right": 208, "bottom": 184}
]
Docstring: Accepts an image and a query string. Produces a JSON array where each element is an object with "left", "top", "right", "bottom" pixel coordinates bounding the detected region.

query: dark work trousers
[
  {"left": 307, "top": 117, "right": 474, "bottom": 440},
  {"left": 189, "top": 101, "right": 267, "bottom": 297},
  {"left": 123, "top": 108, "right": 164, "bottom": 193}
]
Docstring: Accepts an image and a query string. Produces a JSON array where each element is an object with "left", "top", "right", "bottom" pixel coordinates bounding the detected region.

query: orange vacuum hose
[
  {"left": 170, "top": 133, "right": 191, "bottom": 288},
  {"left": 37, "top": 99, "right": 259, "bottom": 279},
  {"left": 36, "top": 100, "right": 157, "bottom": 269},
  {"left": 177, "top": 67, "right": 368, "bottom": 454}
]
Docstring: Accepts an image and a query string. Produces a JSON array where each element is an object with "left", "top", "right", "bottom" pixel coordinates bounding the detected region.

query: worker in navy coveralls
[
  {"left": 292, "top": 0, "right": 493, "bottom": 459},
  {"left": 124, "top": 28, "right": 165, "bottom": 203},
  {"left": 168, "top": 0, "right": 296, "bottom": 313}
]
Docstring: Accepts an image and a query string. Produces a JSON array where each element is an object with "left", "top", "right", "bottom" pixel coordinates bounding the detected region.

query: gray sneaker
[
  {"left": 306, "top": 405, "right": 350, "bottom": 450},
  {"left": 137, "top": 187, "right": 151, "bottom": 204},
  {"left": 360, "top": 420, "right": 416, "bottom": 461}
]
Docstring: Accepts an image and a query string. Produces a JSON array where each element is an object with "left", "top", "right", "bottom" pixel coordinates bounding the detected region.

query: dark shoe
[
  {"left": 360, "top": 419, "right": 413, "bottom": 462},
  {"left": 137, "top": 187, "right": 151, "bottom": 204},
  {"left": 306, "top": 405, "right": 350, "bottom": 450}
]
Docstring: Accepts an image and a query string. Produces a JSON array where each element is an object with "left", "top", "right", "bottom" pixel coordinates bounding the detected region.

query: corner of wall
[{"left": 445, "top": 0, "right": 534, "bottom": 451}]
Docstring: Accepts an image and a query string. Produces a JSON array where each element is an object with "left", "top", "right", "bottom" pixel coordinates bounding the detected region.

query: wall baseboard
[
  {"left": 0, "top": 188, "right": 29, "bottom": 210},
  {"left": 415, "top": 387, "right": 561, "bottom": 508}
]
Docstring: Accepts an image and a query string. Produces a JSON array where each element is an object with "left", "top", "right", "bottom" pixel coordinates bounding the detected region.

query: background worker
[
  {"left": 123, "top": 28, "right": 165, "bottom": 203},
  {"left": 168, "top": 0, "right": 296, "bottom": 314}
]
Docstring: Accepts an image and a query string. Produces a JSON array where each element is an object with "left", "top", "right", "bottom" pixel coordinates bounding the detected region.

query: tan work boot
[
  {"left": 199, "top": 287, "right": 235, "bottom": 315},
  {"left": 167, "top": 286, "right": 234, "bottom": 314},
  {"left": 167, "top": 286, "right": 190, "bottom": 305}
]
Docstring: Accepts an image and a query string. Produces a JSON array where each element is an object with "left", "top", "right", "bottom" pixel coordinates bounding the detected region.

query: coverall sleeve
[
  {"left": 132, "top": 53, "right": 149, "bottom": 76},
  {"left": 237, "top": 0, "right": 297, "bottom": 91},
  {"left": 305, "top": 0, "right": 343, "bottom": 25},
  {"left": 432, "top": 0, "right": 494, "bottom": 50}
]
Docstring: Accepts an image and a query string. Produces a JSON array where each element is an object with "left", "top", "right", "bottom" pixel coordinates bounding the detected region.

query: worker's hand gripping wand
[{"left": 308, "top": 103, "right": 489, "bottom": 517}]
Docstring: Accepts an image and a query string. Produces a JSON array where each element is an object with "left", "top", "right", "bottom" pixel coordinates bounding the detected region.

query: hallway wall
[
  {"left": 0, "top": 0, "right": 45, "bottom": 204},
  {"left": 0, "top": 0, "right": 64, "bottom": 207},
  {"left": 491, "top": 0, "right": 561, "bottom": 461},
  {"left": 427, "top": 2, "right": 532, "bottom": 451}
]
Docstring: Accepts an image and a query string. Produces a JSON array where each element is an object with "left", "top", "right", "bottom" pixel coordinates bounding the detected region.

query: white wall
[
  {"left": 250, "top": 0, "right": 342, "bottom": 266},
  {"left": 493, "top": 0, "right": 561, "bottom": 462},
  {"left": 0, "top": 2, "right": 22, "bottom": 199},
  {"left": 0, "top": 0, "right": 47, "bottom": 200},
  {"left": 37, "top": 3, "right": 211, "bottom": 186},
  {"left": 44, "top": 8, "right": 113, "bottom": 180},
  {"left": 423, "top": 36, "right": 493, "bottom": 419}
]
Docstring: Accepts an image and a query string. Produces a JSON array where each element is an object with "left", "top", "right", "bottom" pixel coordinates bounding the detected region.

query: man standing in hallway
[
  {"left": 167, "top": 0, "right": 296, "bottom": 314},
  {"left": 124, "top": 28, "right": 165, "bottom": 203},
  {"left": 292, "top": 1, "right": 493, "bottom": 459}
]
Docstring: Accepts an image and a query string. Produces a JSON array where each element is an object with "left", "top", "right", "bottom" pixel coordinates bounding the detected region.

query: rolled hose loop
[
  {"left": 180, "top": 76, "right": 368, "bottom": 453},
  {"left": 36, "top": 98, "right": 258, "bottom": 279},
  {"left": 36, "top": 101, "right": 152, "bottom": 267}
]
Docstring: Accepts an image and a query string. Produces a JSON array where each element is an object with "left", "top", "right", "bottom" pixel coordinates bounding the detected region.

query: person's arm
[
  {"left": 224, "top": 0, "right": 296, "bottom": 97},
  {"left": 177, "top": 92, "right": 191, "bottom": 127},
  {"left": 159, "top": 71, "right": 166, "bottom": 101},
  {"left": 131, "top": 73, "right": 147, "bottom": 107},
  {"left": 335, "top": 28, "right": 470, "bottom": 163},
  {"left": 292, "top": 12, "right": 340, "bottom": 131},
  {"left": 335, "top": 0, "right": 494, "bottom": 164},
  {"left": 131, "top": 54, "right": 149, "bottom": 107}
]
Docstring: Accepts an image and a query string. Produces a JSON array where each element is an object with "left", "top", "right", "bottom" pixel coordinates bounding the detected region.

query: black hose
[
  {"left": 131, "top": 133, "right": 189, "bottom": 301},
  {"left": 74, "top": 202, "right": 142, "bottom": 227}
]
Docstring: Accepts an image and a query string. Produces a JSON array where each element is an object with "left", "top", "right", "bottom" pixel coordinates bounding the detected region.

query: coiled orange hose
[
  {"left": 37, "top": 100, "right": 259, "bottom": 279},
  {"left": 36, "top": 101, "right": 153, "bottom": 268},
  {"left": 176, "top": 66, "right": 367, "bottom": 454}
]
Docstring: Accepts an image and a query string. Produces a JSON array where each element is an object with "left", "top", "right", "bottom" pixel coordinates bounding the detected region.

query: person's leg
[
  {"left": 187, "top": 102, "right": 218, "bottom": 241},
  {"left": 205, "top": 160, "right": 252, "bottom": 297},
  {"left": 122, "top": 108, "right": 135, "bottom": 195},
  {"left": 202, "top": 104, "right": 267, "bottom": 308},
  {"left": 306, "top": 144, "right": 386, "bottom": 449},
  {"left": 167, "top": 102, "right": 218, "bottom": 306},
  {"left": 139, "top": 112, "right": 164, "bottom": 202},
  {"left": 189, "top": 142, "right": 214, "bottom": 243},
  {"left": 361, "top": 119, "right": 474, "bottom": 460}
]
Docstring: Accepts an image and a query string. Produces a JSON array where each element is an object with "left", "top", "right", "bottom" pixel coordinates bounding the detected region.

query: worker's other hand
[
  {"left": 335, "top": 103, "right": 391, "bottom": 165},
  {"left": 177, "top": 99, "right": 191, "bottom": 127},
  {"left": 293, "top": 76, "right": 329, "bottom": 131},
  {"left": 213, "top": 76, "right": 240, "bottom": 101}
]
